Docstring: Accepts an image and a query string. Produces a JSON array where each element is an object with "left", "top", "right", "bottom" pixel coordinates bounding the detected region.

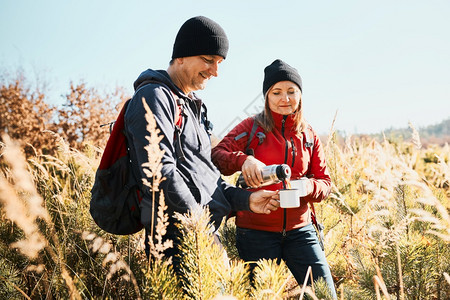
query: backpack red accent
[
  {"left": 90, "top": 80, "right": 183, "bottom": 235},
  {"left": 98, "top": 104, "right": 128, "bottom": 171},
  {"left": 90, "top": 99, "right": 144, "bottom": 235}
]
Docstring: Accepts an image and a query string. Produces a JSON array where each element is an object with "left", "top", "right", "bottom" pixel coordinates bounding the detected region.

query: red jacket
[{"left": 211, "top": 111, "right": 331, "bottom": 232}]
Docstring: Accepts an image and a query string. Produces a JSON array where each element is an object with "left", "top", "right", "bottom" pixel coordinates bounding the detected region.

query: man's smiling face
[{"left": 178, "top": 55, "right": 224, "bottom": 94}]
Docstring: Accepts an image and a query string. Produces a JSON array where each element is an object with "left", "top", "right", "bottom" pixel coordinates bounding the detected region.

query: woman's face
[{"left": 267, "top": 81, "right": 301, "bottom": 115}]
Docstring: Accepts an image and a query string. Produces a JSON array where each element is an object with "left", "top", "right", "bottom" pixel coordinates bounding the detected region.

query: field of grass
[{"left": 1, "top": 74, "right": 449, "bottom": 299}]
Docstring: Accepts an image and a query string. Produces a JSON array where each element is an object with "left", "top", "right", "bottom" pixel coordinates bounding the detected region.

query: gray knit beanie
[{"left": 172, "top": 16, "right": 229, "bottom": 59}]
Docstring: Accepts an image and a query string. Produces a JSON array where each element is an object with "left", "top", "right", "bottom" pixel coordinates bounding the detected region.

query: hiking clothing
[
  {"left": 236, "top": 225, "right": 337, "bottom": 299},
  {"left": 211, "top": 111, "right": 331, "bottom": 232},
  {"left": 211, "top": 109, "right": 336, "bottom": 298},
  {"left": 124, "top": 68, "right": 251, "bottom": 232}
]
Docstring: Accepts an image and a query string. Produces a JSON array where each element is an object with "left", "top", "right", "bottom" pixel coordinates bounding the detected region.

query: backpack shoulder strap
[
  {"left": 303, "top": 125, "right": 314, "bottom": 148},
  {"left": 245, "top": 118, "right": 259, "bottom": 155},
  {"left": 201, "top": 102, "right": 213, "bottom": 135},
  {"left": 133, "top": 79, "right": 186, "bottom": 161},
  {"left": 309, "top": 201, "right": 324, "bottom": 251},
  {"left": 304, "top": 125, "right": 315, "bottom": 177},
  {"left": 244, "top": 118, "right": 267, "bottom": 156},
  {"left": 302, "top": 125, "right": 325, "bottom": 250}
]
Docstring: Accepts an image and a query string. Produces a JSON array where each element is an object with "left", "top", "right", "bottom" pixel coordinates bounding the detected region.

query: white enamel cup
[
  {"left": 290, "top": 178, "right": 309, "bottom": 197},
  {"left": 279, "top": 189, "right": 301, "bottom": 208}
]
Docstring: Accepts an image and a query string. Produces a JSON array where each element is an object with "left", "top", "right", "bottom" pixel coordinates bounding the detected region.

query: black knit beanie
[
  {"left": 263, "top": 59, "right": 302, "bottom": 96},
  {"left": 172, "top": 16, "right": 229, "bottom": 59}
]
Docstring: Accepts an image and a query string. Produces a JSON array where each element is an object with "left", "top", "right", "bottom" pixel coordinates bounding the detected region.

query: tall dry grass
[
  {"left": 0, "top": 134, "right": 81, "bottom": 299},
  {"left": 1, "top": 70, "right": 449, "bottom": 298},
  {"left": 319, "top": 129, "right": 450, "bottom": 299},
  {"left": 1, "top": 129, "right": 448, "bottom": 299}
]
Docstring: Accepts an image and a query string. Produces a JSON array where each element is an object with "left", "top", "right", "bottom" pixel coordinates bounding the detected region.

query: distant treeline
[
  {"left": 377, "top": 118, "right": 450, "bottom": 146},
  {"left": 329, "top": 118, "right": 450, "bottom": 148}
]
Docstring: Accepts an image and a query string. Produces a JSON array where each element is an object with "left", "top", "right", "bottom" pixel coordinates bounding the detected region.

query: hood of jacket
[{"left": 133, "top": 69, "right": 184, "bottom": 98}]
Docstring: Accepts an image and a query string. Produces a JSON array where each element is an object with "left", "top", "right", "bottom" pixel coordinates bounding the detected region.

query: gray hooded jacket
[{"left": 124, "top": 69, "right": 250, "bottom": 230}]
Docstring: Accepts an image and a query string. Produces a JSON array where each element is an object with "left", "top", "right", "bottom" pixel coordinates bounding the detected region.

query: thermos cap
[{"left": 276, "top": 164, "right": 291, "bottom": 180}]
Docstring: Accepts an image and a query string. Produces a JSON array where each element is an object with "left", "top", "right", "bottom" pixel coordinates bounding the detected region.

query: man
[{"left": 124, "top": 16, "right": 279, "bottom": 262}]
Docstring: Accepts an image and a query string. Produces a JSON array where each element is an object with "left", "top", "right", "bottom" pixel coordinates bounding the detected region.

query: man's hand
[{"left": 249, "top": 190, "right": 280, "bottom": 214}]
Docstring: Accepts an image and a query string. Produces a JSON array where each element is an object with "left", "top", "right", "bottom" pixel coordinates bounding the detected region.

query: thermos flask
[{"left": 237, "top": 164, "right": 291, "bottom": 189}]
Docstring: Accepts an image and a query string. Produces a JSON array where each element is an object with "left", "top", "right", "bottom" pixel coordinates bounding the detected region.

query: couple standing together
[{"left": 124, "top": 15, "right": 337, "bottom": 298}]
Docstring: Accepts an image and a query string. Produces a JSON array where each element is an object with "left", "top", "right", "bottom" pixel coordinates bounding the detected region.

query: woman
[{"left": 211, "top": 59, "right": 337, "bottom": 298}]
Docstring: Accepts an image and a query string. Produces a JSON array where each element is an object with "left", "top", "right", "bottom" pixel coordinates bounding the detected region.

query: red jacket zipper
[{"left": 281, "top": 116, "right": 288, "bottom": 236}]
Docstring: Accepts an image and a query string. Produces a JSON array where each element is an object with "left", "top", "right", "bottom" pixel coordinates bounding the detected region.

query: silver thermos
[{"left": 237, "top": 164, "right": 291, "bottom": 189}]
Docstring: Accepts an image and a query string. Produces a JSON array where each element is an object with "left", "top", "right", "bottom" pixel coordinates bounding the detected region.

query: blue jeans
[{"left": 236, "top": 223, "right": 337, "bottom": 299}]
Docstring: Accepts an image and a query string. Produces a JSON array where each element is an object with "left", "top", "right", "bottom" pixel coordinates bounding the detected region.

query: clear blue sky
[{"left": 1, "top": 0, "right": 449, "bottom": 137}]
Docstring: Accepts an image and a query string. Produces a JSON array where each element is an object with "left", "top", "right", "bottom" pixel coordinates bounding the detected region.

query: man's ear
[{"left": 176, "top": 57, "right": 184, "bottom": 65}]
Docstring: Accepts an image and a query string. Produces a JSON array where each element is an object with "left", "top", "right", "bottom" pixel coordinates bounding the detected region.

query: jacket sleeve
[
  {"left": 303, "top": 128, "right": 331, "bottom": 203},
  {"left": 220, "top": 178, "right": 251, "bottom": 211},
  {"left": 125, "top": 85, "right": 199, "bottom": 229},
  {"left": 207, "top": 177, "right": 251, "bottom": 226},
  {"left": 211, "top": 117, "right": 254, "bottom": 175}
]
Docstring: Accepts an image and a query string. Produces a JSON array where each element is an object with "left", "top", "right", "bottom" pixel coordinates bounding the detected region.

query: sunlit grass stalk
[
  {"left": 0, "top": 134, "right": 82, "bottom": 299},
  {"left": 299, "top": 266, "right": 312, "bottom": 299},
  {"left": 176, "top": 207, "right": 225, "bottom": 299},
  {"left": 396, "top": 243, "right": 404, "bottom": 300},
  {"left": 141, "top": 97, "right": 165, "bottom": 246},
  {"left": 250, "top": 259, "right": 291, "bottom": 299},
  {"left": 139, "top": 96, "right": 184, "bottom": 298},
  {"left": 373, "top": 275, "right": 390, "bottom": 300}
]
